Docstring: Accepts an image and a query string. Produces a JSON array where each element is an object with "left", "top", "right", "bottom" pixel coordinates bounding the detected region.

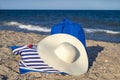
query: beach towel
[
  {"left": 10, "top": 45, "right": 66, "bottom": 74},
  {"left": 51, "top": 19, "right": 86, "bottom": 46}
]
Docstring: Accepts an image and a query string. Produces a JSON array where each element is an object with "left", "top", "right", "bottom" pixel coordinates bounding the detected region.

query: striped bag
[{"left": 11, "top": 44, "right": 66, "bottom": 74}]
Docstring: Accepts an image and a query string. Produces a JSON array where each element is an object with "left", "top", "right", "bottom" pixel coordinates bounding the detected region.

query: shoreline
[{"left": 0, "top": 30, "right": 120, "bottom": 80}]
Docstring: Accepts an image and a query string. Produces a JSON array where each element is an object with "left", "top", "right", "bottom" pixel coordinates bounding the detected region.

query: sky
[{"left": 0, "top": 0, "right": 120, "bottom": 10}]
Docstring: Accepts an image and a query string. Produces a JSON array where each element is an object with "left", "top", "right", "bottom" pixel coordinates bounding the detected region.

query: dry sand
[{"left": 0, "top": 30, "right": 120, "bottom": 80}]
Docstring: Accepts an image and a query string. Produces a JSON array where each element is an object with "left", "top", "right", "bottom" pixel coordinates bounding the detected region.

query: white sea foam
[
  {"left": 3, "top": 21, "right": 120, "bottom": 35},
  {"left": 4, "top": 21, "right": 51, "bottom": 32},
  {"left": 84, "top": 28, "right": 120, "bottom": 35}
]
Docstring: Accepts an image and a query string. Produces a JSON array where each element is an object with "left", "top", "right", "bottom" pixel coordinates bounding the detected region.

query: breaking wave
[
  {"left": 4, "top": 21, "right": 51, "bottom": 32},
  {"left": 84, "top": 28, "right": 120, "bottom": 35},
  {"left": 2, "top": 21, "right": 120, "bottom": 35}
]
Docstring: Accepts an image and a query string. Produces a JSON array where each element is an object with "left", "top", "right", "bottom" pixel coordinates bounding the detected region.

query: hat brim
[{"left": 37, "top": 34, "right": 88, "bottom": 76}]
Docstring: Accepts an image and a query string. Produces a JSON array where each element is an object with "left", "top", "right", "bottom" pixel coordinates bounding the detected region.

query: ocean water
[{"left": 0, "top": 10, "right": 120, "bottom": 43}]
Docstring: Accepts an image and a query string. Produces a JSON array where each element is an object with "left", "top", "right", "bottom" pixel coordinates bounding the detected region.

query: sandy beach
[{"left": 0, "top": 30, "right": 120, "bottom": 80}]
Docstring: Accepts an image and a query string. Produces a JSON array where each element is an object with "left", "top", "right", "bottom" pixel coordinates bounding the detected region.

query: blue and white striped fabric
[{"left": 11, "top": 45, "right": 63, "bottom": 74}]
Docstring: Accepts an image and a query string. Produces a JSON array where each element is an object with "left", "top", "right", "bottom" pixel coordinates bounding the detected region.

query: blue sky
[{"left": 0, "top": 0, "right": 120, "bottom": 10}]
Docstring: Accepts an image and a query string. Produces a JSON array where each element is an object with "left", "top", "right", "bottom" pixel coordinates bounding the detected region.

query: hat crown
[{"left": 54, "top": 42, "right": 79, "bottom": 63}]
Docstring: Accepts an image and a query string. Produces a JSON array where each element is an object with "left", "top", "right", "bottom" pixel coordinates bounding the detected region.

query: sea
[{"left": 0, "top": 10, "right": 120, "bottom": 43}]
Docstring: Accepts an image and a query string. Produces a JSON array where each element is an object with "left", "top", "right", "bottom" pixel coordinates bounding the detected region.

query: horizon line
[{"left": 0, "top": 9, "right": 120, "bottom": 11}]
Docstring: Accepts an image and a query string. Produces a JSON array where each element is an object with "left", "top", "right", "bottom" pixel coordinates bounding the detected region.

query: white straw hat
[{"left": 37, "top": 34, "right": 88, "bottom": 76}]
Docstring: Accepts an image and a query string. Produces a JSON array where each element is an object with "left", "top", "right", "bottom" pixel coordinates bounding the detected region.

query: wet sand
[{"left": 0, "top": 30, "right": 120, "bottom": 80}]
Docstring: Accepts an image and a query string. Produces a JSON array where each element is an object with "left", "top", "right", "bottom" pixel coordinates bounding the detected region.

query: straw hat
[{"left": 37, "top": 34, "right": 88, "bottom": 76}]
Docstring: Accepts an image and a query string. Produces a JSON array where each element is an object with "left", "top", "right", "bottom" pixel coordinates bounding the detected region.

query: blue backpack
[{"left": 51, "top": 19, "right": 86, "bottom": 46}]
